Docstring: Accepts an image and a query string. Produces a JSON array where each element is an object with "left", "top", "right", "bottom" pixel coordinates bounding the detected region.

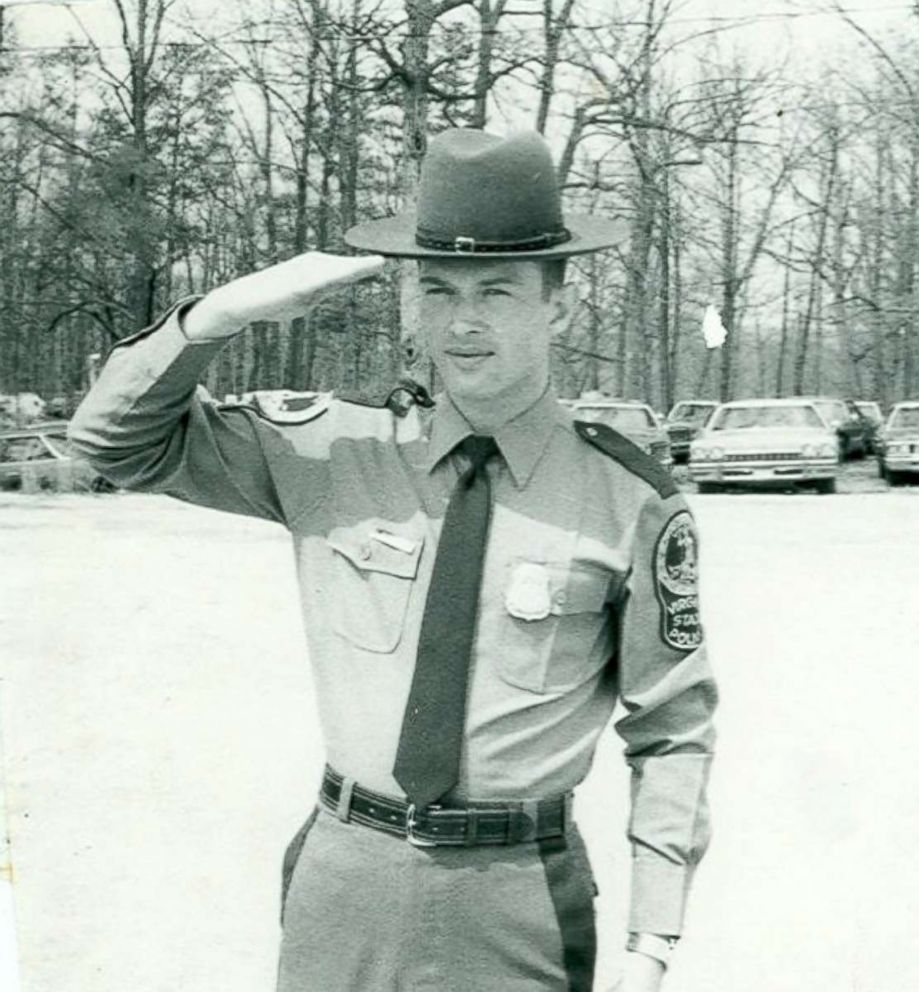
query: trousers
[{"left": 277, "top": 804, "right": 598, "bottom": 991}]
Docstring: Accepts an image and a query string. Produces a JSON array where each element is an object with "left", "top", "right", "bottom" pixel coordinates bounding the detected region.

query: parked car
[
  {"left": 853, "top": 400, "right": 883, "bottom": 454},
  {"left": 664, "top": 400, "right": 719, "bottom": 463},
  {"left": 804, "top": 397, "right": 870, "bottom": 459},
  {"left": 876, "top": 401, "right": 919, "bottom": 485},
  {"left": 689, "top": 398, "right": 839, "bottom": 493},
  {"left": 0, "top": 423, "right": 114, "bottom": 492},
  {"left": 563, "top": 396, "right": 673, "bottom": 468}
]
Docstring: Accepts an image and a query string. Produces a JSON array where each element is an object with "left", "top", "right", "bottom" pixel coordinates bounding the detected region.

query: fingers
[{"left": 282, "top": 251, "right": 386, "bottom": 292}]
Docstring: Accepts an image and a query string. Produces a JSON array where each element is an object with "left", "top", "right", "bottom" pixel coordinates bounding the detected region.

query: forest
[{"left": 1, "top": 0, "right": 918, "bottom": 413}]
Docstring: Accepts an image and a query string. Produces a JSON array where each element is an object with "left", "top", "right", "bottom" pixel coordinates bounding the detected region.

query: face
[{"left": 418, "top": 258, "right": 571, "bottom": 422}]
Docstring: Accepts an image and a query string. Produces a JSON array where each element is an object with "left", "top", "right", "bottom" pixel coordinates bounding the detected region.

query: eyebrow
[{"left": 418, "top": 274, "right": 519, "bottom": 287}]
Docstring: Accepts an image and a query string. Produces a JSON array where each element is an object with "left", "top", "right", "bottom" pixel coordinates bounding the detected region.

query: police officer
[{"left": 69, "top": 128, "right": 716, "bottom": 992}]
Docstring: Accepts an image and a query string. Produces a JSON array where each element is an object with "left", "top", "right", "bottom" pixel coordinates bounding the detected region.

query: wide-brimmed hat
[{"left": 344, "top": 129, "right": 626, "bottom": 259}]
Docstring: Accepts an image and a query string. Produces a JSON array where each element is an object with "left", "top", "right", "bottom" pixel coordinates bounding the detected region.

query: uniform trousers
[{"left": 277, "top": 804, "right": 598, "bottom": 991}]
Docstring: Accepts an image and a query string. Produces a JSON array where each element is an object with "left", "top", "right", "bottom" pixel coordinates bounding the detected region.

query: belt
[{"left": 320, "top": 766, "right": 572, "bottom": 848}]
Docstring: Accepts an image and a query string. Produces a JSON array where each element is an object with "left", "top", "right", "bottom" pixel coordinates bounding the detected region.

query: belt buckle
[{"left": 405, "top": 804, "right": 437, "bottom": 847}]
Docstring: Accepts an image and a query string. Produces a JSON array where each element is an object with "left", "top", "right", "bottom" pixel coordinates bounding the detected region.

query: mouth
[{"left": 446, "top": 349, "right": 494, "bottom": 367}]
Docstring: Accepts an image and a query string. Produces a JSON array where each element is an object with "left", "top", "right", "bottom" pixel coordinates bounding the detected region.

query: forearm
[{"left": 68, "top": 299, "right": 221, "bottom": 479}]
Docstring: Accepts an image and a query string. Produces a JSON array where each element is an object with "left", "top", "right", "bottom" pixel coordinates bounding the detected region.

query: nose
[{"left": 450, "top": 294, "right": 485, "bottom": 335}]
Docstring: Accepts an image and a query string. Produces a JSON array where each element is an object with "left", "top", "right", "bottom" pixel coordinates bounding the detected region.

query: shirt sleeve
[
  {"left": 613, "top": 488, "right": 717, "bottom": 936},
  {"left": 67, "top": 298, "right": 301, "bottom": 525}
]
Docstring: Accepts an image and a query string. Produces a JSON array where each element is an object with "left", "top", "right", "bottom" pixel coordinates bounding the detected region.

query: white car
[
  {"left": 877, "top": 401, "right": 919, "bottom": 485},
  {"left": 563, "top": 397, "right": 673, "bottom": 468},
  {"left": 689, "top": 398, "right": 839, "bottom": 494}
]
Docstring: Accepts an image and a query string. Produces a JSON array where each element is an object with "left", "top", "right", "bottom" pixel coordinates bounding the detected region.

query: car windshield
[
  {"left": 812, "top": 400, "right": 845, "bottom": 424},
  {"left": 575, "top": 406, "right": 655, "bottom": 431},
  {"left": 668, "top": 403, "right": 714, "bottom": 425},
  {"left": 710, "top": 405, "right": 823, "bottom": 430},
  {"left": 0, "top": 436, "right": 56, "bottom": 462},
  {"left": 890, "top": 407, "right": 919, "bottom": 429}
]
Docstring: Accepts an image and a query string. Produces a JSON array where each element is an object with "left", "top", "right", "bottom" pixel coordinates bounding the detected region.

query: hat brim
[{"left": 344, "top": 211, "right": 628, "bottom": 259}]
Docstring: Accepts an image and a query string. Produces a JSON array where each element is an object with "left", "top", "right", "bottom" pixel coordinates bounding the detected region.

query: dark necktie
[{"left": 393, "top": 435, "right": 498, "bottom": 808}]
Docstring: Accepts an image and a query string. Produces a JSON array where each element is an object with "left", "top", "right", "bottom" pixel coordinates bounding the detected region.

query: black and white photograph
[{"left": 1, "top": 1, "right": 918, "bottom": 990}]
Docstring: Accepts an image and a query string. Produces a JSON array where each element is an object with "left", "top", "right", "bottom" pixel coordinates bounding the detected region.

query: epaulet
[
  {"left": 218, "top": 389, "right": 332, "bottom": 425},
  {"left": 338, "top": 377, "right": 435, "bottom": 418},
  {"left": 574, "top": 420, "right": 678, "bottom": 499}
]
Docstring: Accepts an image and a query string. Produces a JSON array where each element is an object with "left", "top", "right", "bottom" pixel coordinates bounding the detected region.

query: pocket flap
[
  {"left": 550, "top": 563, "right": 610, "bottom": 614},
  {"left": 327, "top": 524, "right": 424, "bottom": 579}
]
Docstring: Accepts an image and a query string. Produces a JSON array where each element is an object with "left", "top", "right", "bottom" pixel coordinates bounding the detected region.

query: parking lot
[{"left": 1, "top": 483, "right": 918, "bottom": 992}]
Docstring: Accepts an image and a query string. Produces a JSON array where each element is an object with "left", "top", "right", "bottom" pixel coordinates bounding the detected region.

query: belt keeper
[
  {"left": 464, "top": 809, "right": 479, "bottom": 847},
  {"left": 337, "top": 777, "right": 356, "bottom": 823},
  {"left": 520, "top": 800, "right": 539, "bottom": 843}
]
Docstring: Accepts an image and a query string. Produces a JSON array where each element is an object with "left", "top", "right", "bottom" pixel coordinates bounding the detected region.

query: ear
[{"left": 549, "top": 282, "right": 578, "bottom": 337}]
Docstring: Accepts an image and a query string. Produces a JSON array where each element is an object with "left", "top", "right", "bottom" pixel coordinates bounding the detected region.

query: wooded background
[{"left": 1, "top": 0, "right": 918, "bottom": 412}]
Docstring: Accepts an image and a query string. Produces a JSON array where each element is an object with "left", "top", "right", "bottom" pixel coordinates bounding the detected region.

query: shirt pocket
[
  {"left": 326, "top": 523, "right": 424, "bottom": 654},
  {"left": 497, "top": 559, "right": 612, "bottom": 694}
]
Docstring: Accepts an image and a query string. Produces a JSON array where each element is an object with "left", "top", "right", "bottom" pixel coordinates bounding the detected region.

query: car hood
[
  {"left": 696, "top": 427, "right": 834, "bottom": 450},
  {"left": 883, "top": 428, "right": 919, "bottom": 441},
  {"left": 620, "top": 428, "right": 665, "bottom": 445}
]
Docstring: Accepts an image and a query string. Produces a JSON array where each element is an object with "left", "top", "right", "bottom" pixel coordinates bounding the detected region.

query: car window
[
  {"left": 0, "top": 437, "right": 54, "bottom": 462},
  {"left": 668, "top": 403, "right": 714, "bottom": 425},
  {"left": 576, "top": 406, "right": 655, "bottom": 431},
  {"left": 854, "top": 403, "right": 881, "bottom": 425},
  {"left": 711, "top": 405, "right": 824, "bottom": 430},
  {"left": 890, "top": 408, "right": 919, "bottom": 429},
  {"left": 813, "top": 400, "right": 846, "bottom": 425}
]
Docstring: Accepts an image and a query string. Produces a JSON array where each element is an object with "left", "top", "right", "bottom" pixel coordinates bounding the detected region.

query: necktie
[{"left": 393, "top": 435, "right": 498, "bottom": 808}]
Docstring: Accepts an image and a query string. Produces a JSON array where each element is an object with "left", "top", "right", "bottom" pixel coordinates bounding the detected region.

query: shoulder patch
[
  {"left": 654, "top": 510, "right": 703, "bottom": 652},
  {"left": 339, "top": 377, "right": 435, "bottom": 418},
  {"left": 574, "top": 420, "right": 678, "bottom": 498},
  {"left": 219, "top": 390, "right": 332, "bottom": 425}
]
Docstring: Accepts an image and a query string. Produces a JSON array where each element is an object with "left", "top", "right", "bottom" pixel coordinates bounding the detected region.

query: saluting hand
[{"left": 183, "top": 251, "right": 386, "bottom": 341}]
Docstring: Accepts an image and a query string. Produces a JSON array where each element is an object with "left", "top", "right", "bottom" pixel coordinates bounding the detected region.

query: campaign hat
[{"left": 344, "top": 128, "right": 626, "bottom": 259}]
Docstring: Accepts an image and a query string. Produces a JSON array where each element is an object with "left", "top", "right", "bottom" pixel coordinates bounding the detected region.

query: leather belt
[{"left": 320, "top": 766, "right": 572, "bottom": 848}]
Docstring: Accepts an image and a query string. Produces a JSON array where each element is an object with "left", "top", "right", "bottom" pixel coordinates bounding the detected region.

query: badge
[
  {"left": 654, "top": 510, "right": 702, "bottom": 651},
  {"left": 505, "top": 562, "right": 553, "bottom": 621}
]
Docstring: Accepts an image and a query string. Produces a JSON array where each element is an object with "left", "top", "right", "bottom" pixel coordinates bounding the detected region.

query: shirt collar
[{"left": 426, "top": 386, "right": 571, "bottom": 488}]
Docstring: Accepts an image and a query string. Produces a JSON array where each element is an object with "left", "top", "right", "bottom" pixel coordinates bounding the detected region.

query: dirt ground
[{"left": 1, "top": 484, "right": 918, "bottom": 992}]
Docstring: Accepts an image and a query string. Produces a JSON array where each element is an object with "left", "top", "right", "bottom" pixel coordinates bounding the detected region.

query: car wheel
[
  {"left": 696, "top": 482, "right": 722, "bottom": 494},
  {"left": 814, "top": 478, "right": 837, "bottom": 494},
  {"left": 886, "top": 469, "right": 902, "bottom": 487}
]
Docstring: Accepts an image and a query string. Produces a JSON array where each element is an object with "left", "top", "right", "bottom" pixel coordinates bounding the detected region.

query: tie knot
[{"left": 460, "top": 435, "right": 498, "bottom": 472}]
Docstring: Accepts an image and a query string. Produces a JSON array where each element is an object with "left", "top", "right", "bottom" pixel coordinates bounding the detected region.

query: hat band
[{"left": 414, "top": 227, "right": 571, "bottom": 254}]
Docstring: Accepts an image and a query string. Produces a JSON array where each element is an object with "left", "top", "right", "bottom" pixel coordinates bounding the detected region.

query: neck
[{"left": 451, "top": 379, "right": 549, "bottom": 434}]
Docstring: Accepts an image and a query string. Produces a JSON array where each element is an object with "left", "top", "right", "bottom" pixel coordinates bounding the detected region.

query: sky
[{"left": 2, "top": 0, "right": 915, "bottom": 66}]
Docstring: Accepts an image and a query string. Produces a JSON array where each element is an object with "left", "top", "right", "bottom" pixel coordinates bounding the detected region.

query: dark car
[
  {"left": 0, "top": 424, "right": 114, "bottom": 492},
  {"left": 805, "top": 397, "right": 871, "bottom": 459},
  {"left": 853, "top": 401, "right": 883, "bottom": 454},
  {"left": 877, "top": 401, "right": 919, "bottom": 485},
  {"left": 664, "top": 401, "right": 719, "bottom": 464}
]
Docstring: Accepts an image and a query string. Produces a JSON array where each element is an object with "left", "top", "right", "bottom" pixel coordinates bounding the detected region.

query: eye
[
  {"left": 422, "top": 285, "right": 451, "bottom": 296},
  {"left": 483, "top": 287, "right": 511, "bottom": 297}
]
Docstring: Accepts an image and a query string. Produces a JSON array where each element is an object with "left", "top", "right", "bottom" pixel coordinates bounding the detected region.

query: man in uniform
[{"left": 69, "top": 128, "right": 716, "bottom": 992}]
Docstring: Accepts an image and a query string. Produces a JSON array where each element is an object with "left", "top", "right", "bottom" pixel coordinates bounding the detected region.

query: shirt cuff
[{"left": 627, "top": 854, "right": 694, "bottom": 936}]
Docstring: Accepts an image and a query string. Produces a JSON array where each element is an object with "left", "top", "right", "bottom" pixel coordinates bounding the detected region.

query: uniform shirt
[{"left": 68, "top": 299, "right": 717, "bottom": 936}]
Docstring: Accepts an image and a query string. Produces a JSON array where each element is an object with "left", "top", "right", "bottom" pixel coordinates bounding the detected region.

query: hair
[{"left": 540, "top": 259, "right": 568, "bottom": 300}]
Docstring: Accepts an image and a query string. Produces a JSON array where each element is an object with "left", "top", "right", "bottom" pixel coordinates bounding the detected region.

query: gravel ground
[{"left": 1, "top": 486, "right": 918, "bottom": 992}]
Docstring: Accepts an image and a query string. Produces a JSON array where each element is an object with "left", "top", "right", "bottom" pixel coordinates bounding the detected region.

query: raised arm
[{"left": 68, "top": 252, "right": 384, "bottom": 523}]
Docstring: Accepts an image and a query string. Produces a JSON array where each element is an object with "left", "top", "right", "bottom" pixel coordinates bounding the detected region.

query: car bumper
[
  {"left": 689, "top": 459, "right": 837, "bottom": 484},
  {"left": 885, "top": 452, "right": 919, "bottom": 470}
]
